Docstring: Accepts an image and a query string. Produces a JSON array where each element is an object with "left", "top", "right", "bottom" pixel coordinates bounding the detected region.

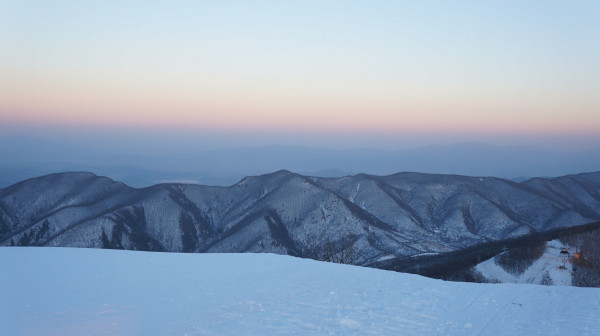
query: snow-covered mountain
[
  {"left": 2, "top": 247, "right": 598, "bottom": 335},
  {"left": 1, "top": 171, "right": 600, "bottom": 266}
]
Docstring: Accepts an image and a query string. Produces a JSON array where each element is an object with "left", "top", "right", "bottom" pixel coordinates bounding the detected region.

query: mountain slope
[{"left": 1, "top": 171, "right": 600, "bottom": 265}]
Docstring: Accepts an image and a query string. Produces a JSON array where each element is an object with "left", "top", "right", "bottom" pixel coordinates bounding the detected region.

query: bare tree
[{"left": 305, "top": 235, "right": 360, "bottom": 265}]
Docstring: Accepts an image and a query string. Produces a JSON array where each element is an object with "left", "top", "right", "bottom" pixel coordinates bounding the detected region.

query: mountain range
[{"left": 2, "top": 170, "right": 600, "bottom": 268}]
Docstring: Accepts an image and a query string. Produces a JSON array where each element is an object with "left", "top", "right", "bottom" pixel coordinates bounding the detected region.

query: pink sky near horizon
[
  {"left": 1, "top": 1, "right": 599, "bottom": 146},
  {"left": 1, "top": 92, "right": 598, "bottom": 138}
]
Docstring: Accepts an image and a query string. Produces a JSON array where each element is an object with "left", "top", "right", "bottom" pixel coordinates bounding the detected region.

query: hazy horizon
[{"left": 1, "top": 133, "right": 599, "bottom": 188}]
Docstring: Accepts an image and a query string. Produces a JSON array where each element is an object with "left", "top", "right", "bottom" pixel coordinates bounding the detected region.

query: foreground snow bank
[{"left": 2, "top": 247, "right": 598, "bottom": 336}]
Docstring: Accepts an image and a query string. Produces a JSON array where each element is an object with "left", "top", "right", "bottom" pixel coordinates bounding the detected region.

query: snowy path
[{"left": 1, "top": 247, "right": 599, "bottom": 336}]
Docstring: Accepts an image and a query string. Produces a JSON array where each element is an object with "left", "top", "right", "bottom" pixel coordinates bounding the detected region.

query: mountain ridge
[{"left": 1, "top": 170, "right": 600, "bottom": 266}]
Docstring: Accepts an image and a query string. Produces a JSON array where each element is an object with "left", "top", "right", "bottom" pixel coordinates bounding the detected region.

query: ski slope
[
  {"left": 2, "top": 247, "right": 598, "bottom": 336},
  {"left": 476, "top": 239, "right": 575, "bottom": 286}
]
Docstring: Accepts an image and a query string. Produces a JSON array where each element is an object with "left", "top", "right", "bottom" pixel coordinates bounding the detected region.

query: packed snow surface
[
  {"left": 2, "top": 247, "right": 599, "bottom": 336},
  {"left": 476, "top": 239, "right": 574, "bottom": 285}
]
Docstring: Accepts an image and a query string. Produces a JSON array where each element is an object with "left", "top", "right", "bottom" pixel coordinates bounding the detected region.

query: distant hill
[{"left": 1, "top": 138, "right": 600, "bottom": 188}]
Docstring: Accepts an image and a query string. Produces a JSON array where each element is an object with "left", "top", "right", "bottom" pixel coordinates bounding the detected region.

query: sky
[{"left": 1, "top": 0, "right": 599, "bottom": 150}]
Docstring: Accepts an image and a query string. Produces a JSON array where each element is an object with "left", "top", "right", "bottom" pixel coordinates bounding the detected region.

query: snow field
[{"left": 1, "top": 247, "right": 599, "bottom": 336}]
